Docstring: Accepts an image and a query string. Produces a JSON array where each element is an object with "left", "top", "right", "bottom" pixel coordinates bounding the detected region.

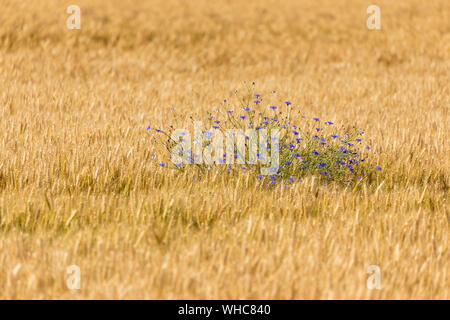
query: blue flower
[
  {"left": 375, "top": 166, "right": 382, "bottom": 171},
  {"left": 243, "top": 107, "right": 250, "bottom": 111},
  {"left": 270, "top": 106, "right": 277, "bottom": 110},
  {"left": 285, "top": 101, "right": 292, "bottom": 106},
  {"left": 214, "top": 120, "right": 220, "bottom": 124},
  {"left": 212, "top": 126, "right": 220, "bottom": 129},
  {"left": 257, "top": 175, "right": 264, "bottom": 180},
  {"left": 155, "top": 129, "right": 162, "bottom": 132},
  {"left": 312, "top": 150, "right": 319, "bottom": 155},
  {"left": 285, "top": 161, "right": 292, "bottom": 165},
  {"left": 316, "top": 128, "right": 321, "bottom": 131},
  {"left": 313, "top": 118, "right": 320, "bottom": 121},
  {"left": 317, "top": 162, "right": 327, "bottom": 167},
  {"left": 288, "top": 177, "right": 295, "bottom": 182},
  {"left": 366, "top": 145, "right": 371, "bottom": 150},
  {"left": 327, "top": 121, "right": 334, "bottom": 125},
  {"left": 240, "top": 116, "right": 247, "bottom": 119},
  {"left": 159, "top": 162, "right": 166, "bottom": 167},
  {"left": 331, "top": 135, "right": 338, "bottom": 139},
  {"left": 254, "top": 100, "right": 261, "bottom": 104},
  {"left": 146, "top": 126, "right": 151, "bottom": 130},
  {"left": 227, "top": 110, "right": 234, "bottom": 113},
  {"left": 355, "top": 138, "right": 361, "bottom": 142},
  {"left": 254, "top": 94, "right": 261, "bottom": 98}
]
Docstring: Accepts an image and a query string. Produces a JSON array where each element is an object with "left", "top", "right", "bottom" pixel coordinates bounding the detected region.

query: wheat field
[{"left": 0, "top": 0, "right": 448, "bottom": 299}]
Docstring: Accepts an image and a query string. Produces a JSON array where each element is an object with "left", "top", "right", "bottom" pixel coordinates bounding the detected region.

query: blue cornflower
[
  {"left": 285, "top": 161, "right": 292, "bottom": 165},
  {"left": 320, "top": 171, "right": 328, "bottom": 175},
  {"left": 288, "top": 177, "right": 295, "bottom": 182},
  {"left": 316, "top": 128, "right": 321, "bottom": 131},
  {"left": 296, "top": 138, "right": 303, "bottom": 142},
  {"left": 146, "top": 126, "right": 151, "bottom": 130},
  {"left": 294, "top": 154, "right": 301, "bottom": 158},
  {"left": 313, "top": 118, "right": 320, "bottom": 121},
  {"left": 212, "top": 126, "right": 220, "bottom": 129},
  {"left": 317, "top": 162, "right": 327, "bottom": 167},
  {"left": 375, "top": 166, "right": 382, "bottom": 171},
  {"left": 327, "top": 121, "right": 334, "bottom": 125},
  {"left": 356, "top": 138, "right": 361, "bottom": 142},
  {"left": 155, "top": 129, "right": 162, "bottom": 132},
  {"left": 257, "top": 175, "right": 264, "bottom": 180},
  {"left": 176, "top": 163, "right": 182, "bottom": 167},
  {"left": 293, "top": 130, "right": 299, "bottom": 135},
  {"left": 366, "top": 145, "right": 371, "bottom": 150},
  {"left": 356, "top": 177, "right": 362, "bottom": 181},
  {"left": 313, "top": 135, "right": 319, "bottom": 139},
  {"left": 214, "top": 120, "right": 220, "bottom": 124},
  {"left": 256, "top": 126, "right": 262, "bottom": 130},
  {"left": 270, "top": 106, "right": 277, "bottom": 110},
  {"left": 254, "top": 100, "right": 261, "bottom": 104},
  {"left": 285, "top": 101, "right": 292, "bottom": 106},
  {"left": 331, "top": 134, "right": 338, "bottom": 139},
  {"left": 254, "top": 94, "right": 261, "bottom": 98},
  {"left": 159, "top": 162, "right": 166, "bottom": 167},
  {"left": 240, "top": 116, "right": 247, "bottom": 119},
  {"left": 263, "top": 121, "right": 269, "bottom": 125},
  {"left": 270, "top": 175, "right": 277, "bottom": 180},
  {"left": 312, "top": 150, "right": 319, "bottom": 155},
  {"left": 289, "top": 144, "right": 295, "bottom": 148},
  {"left": 227, "top": 110, "right": 234, "bottom": 113},
  {"left": 243, "top": 107, "right": 250, "bottom": 111}
]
